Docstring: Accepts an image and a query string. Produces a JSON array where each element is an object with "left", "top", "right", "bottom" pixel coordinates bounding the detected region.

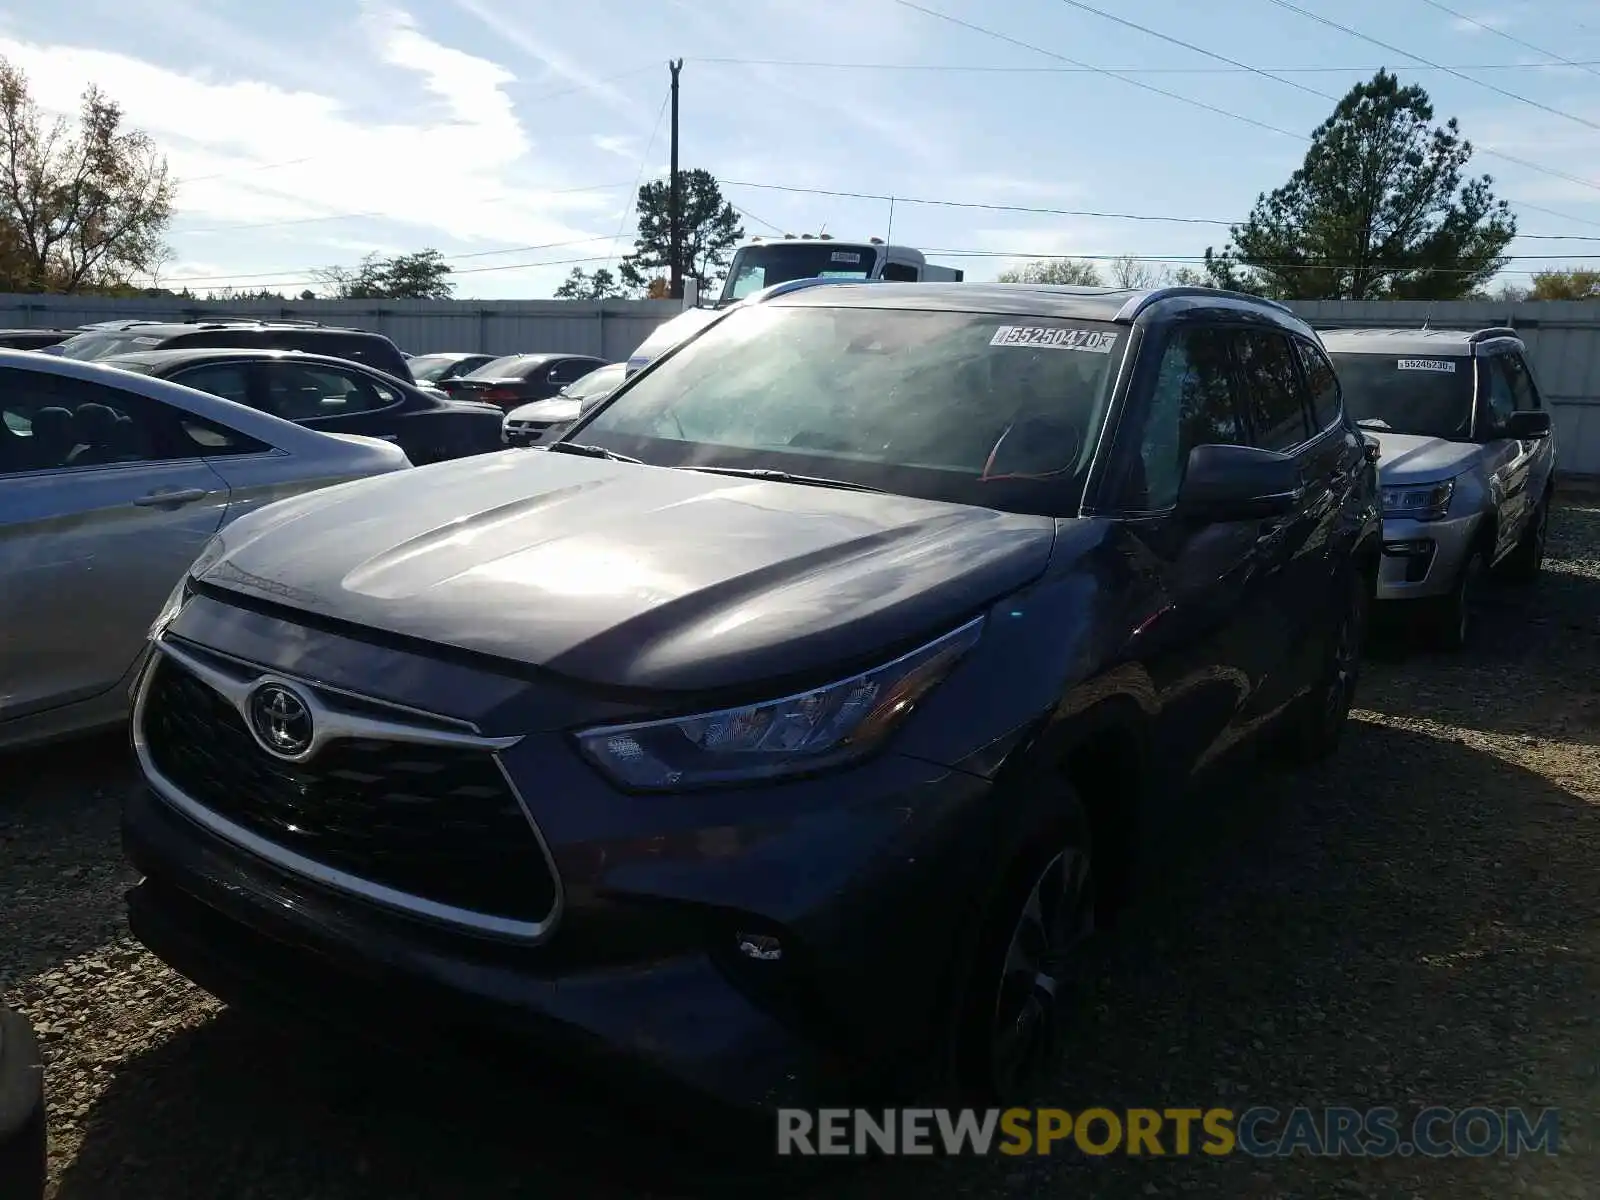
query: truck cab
[{"left": 718, "top": 235, "right": 962, "bottom": 305}]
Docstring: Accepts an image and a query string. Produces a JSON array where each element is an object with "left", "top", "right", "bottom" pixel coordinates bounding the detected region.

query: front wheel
[
  {"left": 955, "top": 815, "right": 1095, "bottom": 1104},
  {"left": 1274, "top": 565, "right": 1370, "bottom": 764}
]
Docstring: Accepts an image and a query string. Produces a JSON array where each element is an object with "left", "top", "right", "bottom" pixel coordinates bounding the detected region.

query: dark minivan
[
  {"left": 53, "top": 319, "right": 415, "bottom": 382},
  {"left": 124, "top": 284, "right": 1380, "bottom": 1120}
]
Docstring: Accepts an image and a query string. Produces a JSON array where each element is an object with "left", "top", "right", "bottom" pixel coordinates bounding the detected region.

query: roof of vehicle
[
  {"left": 61, "top": 317, "right": 389, "bottom": 338},
  {"left": 409, "top": 350, "right": 487, "bottom": 361},
  {"left": 98, "top": 346, "right": 413, "bottom": 371},
  {"left": 765, "top": 281, "right": 1314, "bottom": 334},
  {"left": 1319, "top": 327, "right": 1524, "bottom": 356}
]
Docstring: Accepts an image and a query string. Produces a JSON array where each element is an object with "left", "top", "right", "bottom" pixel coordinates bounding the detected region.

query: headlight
[
  {"left": 1381, "top": 479, "right": 1454, "bottom": 521},
  {"left": 149, "top": 575, "right": 191, "bottom": 641},
  {"left": 574, "top": 617, "right": 985, "bottom": 791}
]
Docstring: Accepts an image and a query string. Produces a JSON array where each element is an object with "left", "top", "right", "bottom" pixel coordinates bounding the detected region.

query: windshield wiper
[
  {"left": 544, "top": 442, "right": 644, "bottom": 464},
  {"left": 1355, "top": 418, "right": 1393, "bottom": 430},
  {"left": 683, "top": 465, "right": 887, "bottom": 494}
]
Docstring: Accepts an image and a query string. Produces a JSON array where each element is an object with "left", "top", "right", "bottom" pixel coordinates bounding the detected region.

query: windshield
[
  {"left": 1330, "top": 353, "right": 1474, "bottom": 440},
  {"left": 407, "top": 354, "right": 459, "bottom": 382},
  {"left": 466, "top": 355, "right": 530, "bottom": 380},
  {"left": 566, "top": 363, "right": 624, "bottom": 399},
  {"left": 719, "top": 244, "right": 880, "bottom": 304},
  {"left": 56, "top": 331, "right": 169, "bottom": 360},
  {"left": 575, "top": 304, "right": 1124, "bottom": 515}
]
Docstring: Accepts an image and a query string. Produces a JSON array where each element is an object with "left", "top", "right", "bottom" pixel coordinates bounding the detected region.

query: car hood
[
  {"left": 1366, "top": 431, "right": 1481, "bottom": 485},
  {"left": 505, "top": 396, "right": 581, "bottom": 424},
  {"left": 195, "top": 452, "right": 1057, "bottom": 692}
]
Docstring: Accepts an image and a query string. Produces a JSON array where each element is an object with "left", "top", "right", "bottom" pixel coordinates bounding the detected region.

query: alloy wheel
[
  {"left": 1324, "top": 580, "right": 1368, "bottom": 725},
  {"left": 989, "top": 848, "right": 1094, "bottom": 1099}
]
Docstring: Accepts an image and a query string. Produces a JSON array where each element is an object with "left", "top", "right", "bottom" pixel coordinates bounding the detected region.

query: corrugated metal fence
[
  {"left": 0, "top": 294, "right": 677, "bottom": 365},
  {"left": 5, "top": 293, "right": 1599, "bottom": 474}
]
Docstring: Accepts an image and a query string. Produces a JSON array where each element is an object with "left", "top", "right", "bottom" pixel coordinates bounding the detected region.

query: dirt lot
[{"left": 4, "top": 502, "right": 1598, "bottom": 1199}]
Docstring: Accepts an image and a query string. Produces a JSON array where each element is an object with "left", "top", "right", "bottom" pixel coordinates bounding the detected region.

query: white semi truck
[{"left": 624, "top": 235, "right": 964, "bottom": 377}]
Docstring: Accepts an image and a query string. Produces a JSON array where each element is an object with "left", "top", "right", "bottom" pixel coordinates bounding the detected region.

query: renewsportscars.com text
[{"left": 776, "top": 1106, "right": 1560, "bottom": 1158}]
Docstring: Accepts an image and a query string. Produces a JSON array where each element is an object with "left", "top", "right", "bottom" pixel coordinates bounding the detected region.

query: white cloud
[
  {"left": 451, "top": 0, "right": 651, "bottom": 127},
  {"left": 0, "top": 10, "right": 628, "bottom": 294},
  {"left": 1447, "top": 13, "right": 1510, "bottom": 34},
  {"left": 593, "top": 134, "right": 637, "bottom": 160}
]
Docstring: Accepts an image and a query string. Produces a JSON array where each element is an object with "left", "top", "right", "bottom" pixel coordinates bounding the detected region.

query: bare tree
[
  {"left": 1109, "top": 255, "right": 1170, "bottom": 289},
  {"left": 997, "top": 258, "right": 1104, "bottom": 285},
  {"left": 0, "top": 57, "right": 174, "bottom": 292}
]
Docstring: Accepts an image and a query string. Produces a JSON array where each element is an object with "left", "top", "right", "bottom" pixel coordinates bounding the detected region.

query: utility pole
[{"left": 668, "top": 58, "right": 684, "bottom": 301}]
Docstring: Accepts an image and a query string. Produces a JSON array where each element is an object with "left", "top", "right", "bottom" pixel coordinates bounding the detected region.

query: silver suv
[{"left": 1321, "top": 327, "right": 1556, "bottom": 649}]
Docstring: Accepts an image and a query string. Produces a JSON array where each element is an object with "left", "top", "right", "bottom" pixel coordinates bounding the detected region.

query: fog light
[{"left": 736, "top": 933, "right": 783, "bottom": 961}]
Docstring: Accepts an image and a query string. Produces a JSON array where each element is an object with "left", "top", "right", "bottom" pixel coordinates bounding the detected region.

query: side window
[
  {"left": 0, "top": 368, "right": 263, "bottom": 475},
  {"left": 1235, "top": 330, "right": 1312, "bottom": 452},
  {"left": 170, "top": 363, "right": 253, "bottom": 408},
  {"left": 260, "top": 364, "right": 397, "bottom": 419},
  {"left": 1133, "top": 327, "right": 1247, "bottom": 510},
  {"left": 1481, "top": 357, "right": 1516, "bottom": 431},
  {"left": 1295, "top": 339, "right": 1342, "bottom": 430},
  {"left": 880, "top": 262, "right": 919, "bottom": 282},
  {"left": 1503, "top": 354, "right": 1539, "bottom": 411},
  {"left": 550, "top": 358, "right": 594, "bottom": 385}
]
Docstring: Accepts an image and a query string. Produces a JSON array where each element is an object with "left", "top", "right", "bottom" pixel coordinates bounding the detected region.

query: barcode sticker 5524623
[{"left": 990, "top": 326, "right": 1117, "bottom": 353}]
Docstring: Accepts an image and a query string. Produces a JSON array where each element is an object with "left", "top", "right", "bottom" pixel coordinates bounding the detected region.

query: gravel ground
[{"left": 3, "top": 501, "right": 1598, "bottom": 1199}]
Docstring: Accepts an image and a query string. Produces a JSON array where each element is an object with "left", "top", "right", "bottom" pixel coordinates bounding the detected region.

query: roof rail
[
  {"left": 1113, "top": 285, "right": 1297, "bottom": 323},
  {"left": 1468, "top": 326, "right": 1521, "bottom": 344},
  {"left": 747, "top": 276, "right": 875, "bottom": 304}
]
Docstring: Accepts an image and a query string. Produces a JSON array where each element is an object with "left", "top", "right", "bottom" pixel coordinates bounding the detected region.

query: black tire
[
  {"left": 1427, "top": 549, "right": 1479, "bottom": 652},
  {"left": 1494, "top": 494, "right": 1550, "bottom": 584},
  {"left": 1275, "top": 564, "right": 1371, "bottom": 764},
  {"left": 0, "top": 1007, "right": 46, "bottom": 1200},
  {"left": 953, "top": 792, "right": 1095, "bottom": 1105}
]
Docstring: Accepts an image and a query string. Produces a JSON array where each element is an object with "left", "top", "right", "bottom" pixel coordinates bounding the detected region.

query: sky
[{"left": 1, "top": 0, "right": 1598, "bottom": 299}]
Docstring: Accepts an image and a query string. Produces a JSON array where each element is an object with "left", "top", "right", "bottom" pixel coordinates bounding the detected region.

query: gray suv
[{"left": 1321, "top": 327, "right": 1557, "bottom": 649}]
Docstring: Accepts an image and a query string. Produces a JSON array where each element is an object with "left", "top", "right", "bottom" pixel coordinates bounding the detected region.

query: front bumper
[
  {"left": 122, "top": 618, "right": 1001, "bottom": 1112},
  {"left": 1375, "top": 511, "right": 1481, "bottom": 601}
]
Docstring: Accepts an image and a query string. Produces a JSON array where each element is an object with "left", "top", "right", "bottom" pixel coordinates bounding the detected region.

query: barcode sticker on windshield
[
  {"left": 830, "top": 251, "right": 862, "bottom": 264},
  {"left": 990, "top": 326, "right": 1116, "bottom": 353},
  {"left": 1396, "top": 358, "right": 1456, "bottom": 372}
]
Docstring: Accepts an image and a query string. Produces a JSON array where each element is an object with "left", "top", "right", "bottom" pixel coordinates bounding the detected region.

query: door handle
[{"left": 133, "top": 487, "right": 208, "bottom": 507}]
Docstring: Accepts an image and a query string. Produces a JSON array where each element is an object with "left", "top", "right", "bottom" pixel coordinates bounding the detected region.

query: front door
[{"left": 0, "top": 368, "right": 230, "bottom": 722}]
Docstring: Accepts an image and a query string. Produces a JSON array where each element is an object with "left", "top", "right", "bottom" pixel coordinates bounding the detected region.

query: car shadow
[
  {"left": 1362, "top": 501, "right": 1600, "bottom": 746},
  {"left": 54, "top": 717, "right": 1600, "bottom": 1199},
  {"left": 0, "top": 731, "right": 137, "bottom": 986}
]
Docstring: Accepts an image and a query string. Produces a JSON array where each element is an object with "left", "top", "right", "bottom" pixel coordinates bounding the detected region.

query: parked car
[
  {"left": 439, "top": 352, "right": 609, "bottom": 411},
  {"left": 0, "top": 328, "right": 74, "bottom": 351},
  {"left": 98, "top": 347, "right": 505, "bottom": 465},
  {"left": 122, "top": 283, "right": 1379, "bottom": 1118},
  {"left": 406, "top": 352, "right": 497, "bottom": 386},
  {"left": 0, "top": 1006, "right": 45, "bottom": 1200},
  {"left": 51, "top": 318, "right": 415, "bottom": 382},
  {"left": 0, "top": 350, "right": 410, "bottom": 753},
  {"left": 1320, "top": 327, "right": 1557, "bottom": 650},
  {"left": 503, "top": 361, "right": 626, "bottom": 447}
]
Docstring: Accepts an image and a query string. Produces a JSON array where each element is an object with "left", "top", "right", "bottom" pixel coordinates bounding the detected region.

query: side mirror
[
  {"left": 1179, "top": 443, "right": 1304, "bottom": 521},
  {"left": 1506, "top": 410, "right": 1551, "bottom": 439}
]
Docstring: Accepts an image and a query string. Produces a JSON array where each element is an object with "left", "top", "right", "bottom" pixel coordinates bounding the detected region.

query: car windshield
[
  {"left": 719, "top": 244, "right": 880, "bottom": 304},
  {"left": 1330, "top": 352, "right": 1474, "bottom": 440},
  {"left": 406, "top": 354, "right": 458, "bottom": 382},
  {"left": 56, "top": 331, "right": 169, "bottom": 360},
  {"left": 465, "top": 355, "right": 531, "bottom": 380},
  {"left": 566, "top": 364, "right": 624, "bottom": 399},
  {"left": 574, "top": 304, "right": 1124, "bottom": 515}
]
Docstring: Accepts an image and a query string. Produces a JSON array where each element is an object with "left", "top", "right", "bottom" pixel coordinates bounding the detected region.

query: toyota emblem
[{"left": 246, "top": 682, "right": 315, "bottom": 757}]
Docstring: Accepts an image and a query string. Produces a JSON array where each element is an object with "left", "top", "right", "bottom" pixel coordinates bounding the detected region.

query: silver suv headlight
[
  {"left": 1381, "top": 479, "right": 1454, "bottom": 521},
  {"left": 574, "top": 617, "right": 985, "bottom": 791}
]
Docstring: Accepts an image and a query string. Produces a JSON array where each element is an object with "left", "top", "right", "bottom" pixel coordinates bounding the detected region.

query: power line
[
  {"left": 1410, "top": 0, "right": 1600, "bottom": 81},
  {"left": 718, "top": 178, "right": 1600, "bottom": 240},
  {"left": 690, "top": 56, "right": 1600, "bottom": 74},
  {"left": 1264, "top": 0, "right": 1600, "bottom": 135},
  {"left": 892, "top": 0, "right": 1600, "bottom": 210},
  {"left": 175, "top": 181, "right": 636, "bottom": 237},
  {"left": 604, "top": 85, "right": 671, "bottom": 276}
]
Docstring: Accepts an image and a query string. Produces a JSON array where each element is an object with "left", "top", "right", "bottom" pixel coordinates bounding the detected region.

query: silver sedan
[{"left": 0, "top": 349, "right": 411, "bottom": 751}]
